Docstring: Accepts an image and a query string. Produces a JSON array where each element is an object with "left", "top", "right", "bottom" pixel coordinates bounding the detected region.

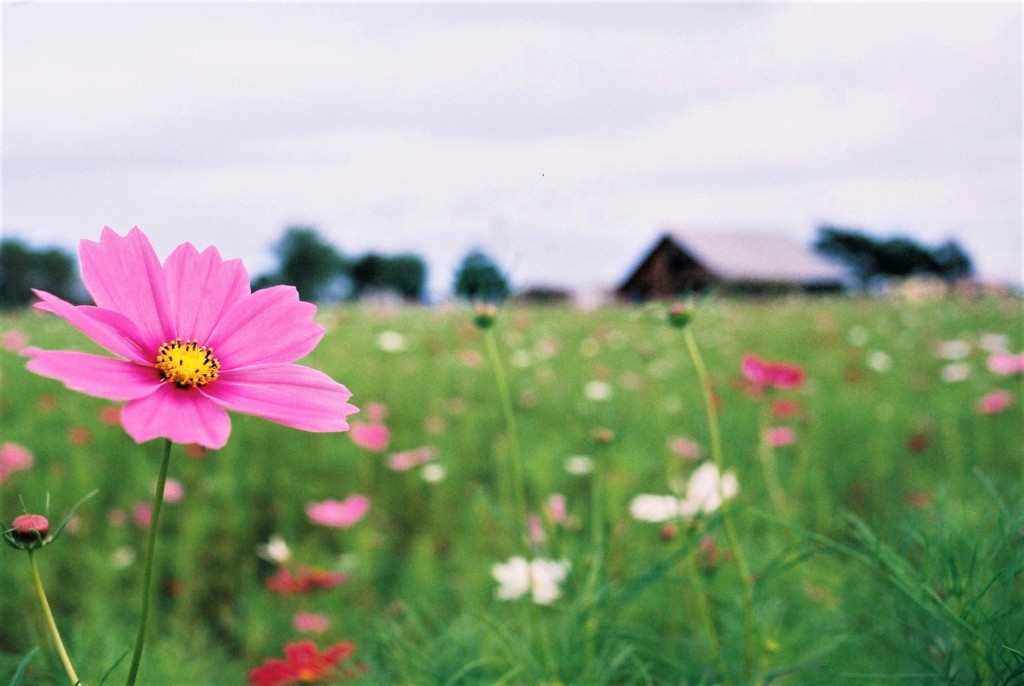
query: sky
[{"left": 2, "top": 2, "right": 1021, "bottom": 298}]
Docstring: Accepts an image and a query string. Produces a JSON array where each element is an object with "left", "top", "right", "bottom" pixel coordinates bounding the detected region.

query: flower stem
[
  {"left": 484, "top": 328, "right": 528, "bottom": 549},
  {"left": 28, "top": 551, "right": 81, "bottom": 685},
  {"left": 684, "top": 537, "right": 728, "bottom": 682},
  {"left": 124, "top": 438, "right": 172, "bottom": 686},
  {"left": 682, "top": 328, "right": 761, "bottom": 681},
  {"left": 757, "top": 411, "right": 788, "bottom": 513}
]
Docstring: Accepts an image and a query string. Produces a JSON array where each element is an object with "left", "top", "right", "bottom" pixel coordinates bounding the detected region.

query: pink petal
[
  {"left": 25, "top": 350, "right": 161, "bottom": 401},
  {"left": 203, "top": 363, "right": 357, "bottom": 433},
  {"left": 163, "top": 242, "right": 251, "bottom": 343},
  {"left": 121, "top": 385, "right": 231, "bottom": 449},
  {"left": 32, "top": 290, "right": 150, "bottom": 364},
  {"left": 78, "top": 227, "right": 174, "bottom": 350},
  {"left": 207, "top": 286, "right": 324, "bottom": 368},
  {"left": 306, "top": 495, "right": 370, "bottom": 528}
]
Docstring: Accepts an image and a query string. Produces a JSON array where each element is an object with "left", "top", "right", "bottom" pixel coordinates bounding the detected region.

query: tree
[
  {"left": 931, "top": 239, "right": 974, "bottom": 283},
  {"left": 813, "top": 226, "right": 881, "bottom": 288},
  {"left": 381, "top": 254, "right": 427, "bottom": 302},
  {"left": 0, "top": 237, "right": 82, "bottom": 308},
  {"left": 453, "top": 249, "right": 510, "bottom": 302},
  {"left": 260, "top": 227, "right": 347, "bottom": 302},
  {"left": 349, "top": 252, "right": 428, "bottom": 302},
  {"left": 813, "top": 225, "right": 975, "bottom": 289}
]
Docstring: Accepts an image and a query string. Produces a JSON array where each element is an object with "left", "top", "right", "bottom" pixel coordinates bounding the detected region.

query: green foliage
[
  {"left": 0, "top": 238, "right": 81, "bottom": 309},
  {"left": 1, "top": 296, "right": 1021, "bottom": 684},
  {"left": 453, "top": 249, "right": 510, "bottom": 302},
  {"left": 350, "top": 252, "right": 428, "bottom": 302},
  {"left": 258, "top": 227, "right": 348, "bottom": 302},
  {"left": 814, "top": 225, "right": 975, "bottom": 288}
]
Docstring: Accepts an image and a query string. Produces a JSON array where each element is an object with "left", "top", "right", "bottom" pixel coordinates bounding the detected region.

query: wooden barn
[{"left": 616, "top": 231, "right": 849, "bottom": 301}]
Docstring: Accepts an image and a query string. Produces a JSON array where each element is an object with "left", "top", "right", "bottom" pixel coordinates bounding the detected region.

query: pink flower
[
  {"left": 977, "top": 389, "right": 1012, "bottom": 415},
  {"left": 668, "top": 436, "right": 702, "bottom": 461},
  {"left": 1, "top": 330, "right": 27, "bottom": 352},
  {"left": 0, "top": 442, "right": 33, "bottom": 483},
  {"left": 306, "top": 495, "right": 370, "bottom": 528},
  {"left": 387, "top": 446, "right": 436, "bottom": 471},
  {"left": 764, "top": 426, "right": 796, "bottom": 447},
  {"left": 293, "top": 611, "right": 330, "bottom": 634},
  {"left": 545, "top": 493, "right": 568, "bottom": 524},
  {"left": 23, "top": 227, "right": 357, "bottom": 449},
  {"left": 265, "top": 566, "right": 349, "bottom": 594},
  {"left": 349, "top": 422, "right": 389, "bottom": 452},
  {"left": 132, "top": 502, "right": 153, "bottom": 528},
  {"left": 741, "top": 354, "right": 805, "bottom": 390},
  {"left": 988, "top": 352, "right": 1024, "bottom": 375},
  {"left": 162, "top": 478, "right": 184, "bottom": 503},
  {"left": 99, "top": 404, "right": 121, "bottom": 425}
]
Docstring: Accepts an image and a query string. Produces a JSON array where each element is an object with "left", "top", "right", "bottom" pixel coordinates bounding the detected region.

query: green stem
[
  {"left": 484, "top": 328, "right": 528, "bottom": 549},
  {"left": 682, "top": 328, "right": 761, "bottom": 682},
  {"left": 684, "top": 536, "right": 728, "bottom": 682},
  {"left": 29, "top": 551, "right": 81, "bottom": 685},
  {"left": 757, "top": 410, "right": 788, "bottom": 513},
  {"left": 124, "top": 438, "right": 172, "bottom": 686}
]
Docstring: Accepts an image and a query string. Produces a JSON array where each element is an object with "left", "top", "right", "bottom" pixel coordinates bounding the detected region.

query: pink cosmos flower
[
  {"left": 764, "top": 426, "right": 796, "bottom": 447},
  {"left": 988, "top": 352, "right": 1024, "bottom": 375},
  {"left": 306, "top": 495, "right": 370, "bottom": 528},
  {"left": 977, "top": 389, "right": 1012, "bottom": 415},
  {"left": 23, "top": 227, "right": 357, "bottom": 449},
  {"left": 132, "top": 502, "right": 153, "bottom": 529},
  {"left": 668, "top": 436, "right": 702, "bottom": 461},
  {"left": 293, "top": 611, "right": 330, "bottom": 634},
  {"left": 161, "top": 478, "right": 184, "bottom": 503},
  {"left": 387, "top": 446, "right": 436, "bottom": 471},
  {"left": 741, "top": 354, "right": 805, "bottom": 390},
  {"left": 1, "top": 330, "right": 27, "bottom": 353},
  {"left": 0, "top": 442, "right": 33, "bottom": 483},
  {"left": 349, "top": 422, "right": 390, "bottom": 452}
]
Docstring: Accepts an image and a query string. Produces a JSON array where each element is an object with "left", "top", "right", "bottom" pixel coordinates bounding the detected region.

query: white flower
[
  {"left": 112, "top": 545, "right": 137, "bottom": 569},
  {"left": 511, "top": 350, "right": 532, "bottom": 368},
  {"left": 979, "top": 333, "right": 1009, "bottom": 354},
  {"left": 631, "top": 463, "right": 738, "bottom": 523},
  {"left": 256, "top": 535, "right": 292, "bottom": 565},
  {"left": 564, "top": 455, "right": 594, "bottom": 475},
  {"left": 866, "top": 350, "right": 893, "bottom": 373},
  {"left": 584, "top": 380, "right": 613, "bottom": 401},
  {"left": 377, "top": 330, "right": 406, "bottom": 352},
  {"left": 492, "top": 556, "right": 571, "bottom": 605},
  {"left": 940, "top": 362, "right": 971, "bottom": 383},
  {"left": 937, "top": 340, "right": 971, "bottom": 360},
  {"left": 629, "top": 494, "right": 680, "bottom": 523},
  {"left": 420, "top": 463, "right": 446, "bottom": 483},
  {"left": 679, "top": 462, "right": 738, "bottom": 517}
]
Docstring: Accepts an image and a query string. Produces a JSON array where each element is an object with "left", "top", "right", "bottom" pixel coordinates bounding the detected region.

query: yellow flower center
[
  {"left": 296, "top": 667, "right": 318, "bottom": 682},
  {"left": 155, "top": 338, "right": 220, "bottom": 388}
]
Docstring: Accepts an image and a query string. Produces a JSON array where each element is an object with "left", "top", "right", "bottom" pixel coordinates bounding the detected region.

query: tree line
[
  {"left": 0, "top": 226, "right": 511, "bottom": 308},
  {"left": 813, "top": 225, "right": 973, "bottom": 289},
  {"left": 0, "top": 223, "right": 979, "bottom": 308}
]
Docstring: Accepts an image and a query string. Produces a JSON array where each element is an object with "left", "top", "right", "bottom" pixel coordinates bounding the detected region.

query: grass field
[{"left": 1, "top": 295, "right": 1022, "bottom": 685}]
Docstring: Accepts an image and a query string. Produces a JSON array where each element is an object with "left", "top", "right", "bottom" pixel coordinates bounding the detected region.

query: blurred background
[{"left": 2, "top": 2, "right": 1021, "bottom": 302}]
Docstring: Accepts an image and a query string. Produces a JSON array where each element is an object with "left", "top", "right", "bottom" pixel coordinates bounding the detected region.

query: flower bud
[
  {"left": 473, "top": 303, "right": 498, "bottom": 329},
  {"left": 11, "top": 514, "right": 49, "bottom": 544},
  {"left": 668, "top": 302, "right": 693, "bottom": 329}
]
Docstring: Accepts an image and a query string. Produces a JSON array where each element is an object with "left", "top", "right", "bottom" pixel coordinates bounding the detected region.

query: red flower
[
  {"left": 741, "top": 354, "right": 805, "bottom": 391},
  {"left": 248, "top": 641, "right": 358, "bottom": 685},
  {"left": 265, "top": 566, "right": 349, "bottom": 595}
]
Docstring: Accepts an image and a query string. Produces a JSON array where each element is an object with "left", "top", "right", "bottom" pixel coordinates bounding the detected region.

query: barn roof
[{"left": 663, "top": 231, "right": 848, "bottom": 284}]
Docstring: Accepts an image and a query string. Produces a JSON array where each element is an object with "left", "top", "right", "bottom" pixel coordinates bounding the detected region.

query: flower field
[{"left": 1, "top": 294, "right": 1022, "bottom": 685}]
